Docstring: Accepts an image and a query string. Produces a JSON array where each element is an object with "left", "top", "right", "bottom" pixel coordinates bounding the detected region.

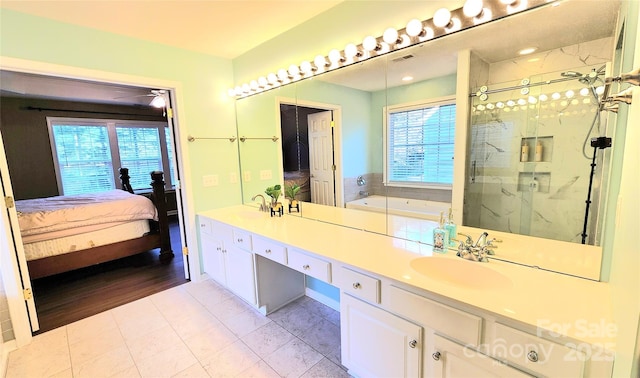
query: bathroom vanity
[{"left": 197, "top": 205, "right": 615, "bottom": 377}]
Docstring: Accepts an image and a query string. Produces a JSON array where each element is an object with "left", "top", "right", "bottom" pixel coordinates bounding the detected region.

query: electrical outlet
[
  {"left": 229, "top": 172, "right": 238, "bottom": 184},
  {"left": 202, "top": 174, "right": 219, "bottom": 187},
  {"left": 260, "top": 169, "right": 272, "bottom": 180},
  {"left": 243, "top": 171, "right": 251, "bottom": 182}
]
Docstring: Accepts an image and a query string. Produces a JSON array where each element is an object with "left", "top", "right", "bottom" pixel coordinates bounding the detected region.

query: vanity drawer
[
  {"left": 388, "top": 285, "right": 482, "bottom": 347},
  {"left": 252, "top": 235, "right": 287, "bottom": 265},
  {"left": 198, "top": 216, "right": 213, "bottom": 235},
  {"left": 492, "top": 323, "right": 585, "bottom": 377},
  {"left": 339, "top": 267, "right": 380, "bottom": 304},
  {"left": 232, "top": 229, "right": 252, "bottom": 251},
  {"left": 288, "top": 249, "right": 331, "bottom": 283}
]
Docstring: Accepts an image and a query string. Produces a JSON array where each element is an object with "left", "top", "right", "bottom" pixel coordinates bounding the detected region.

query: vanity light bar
[{"left": 229, "top": 0, "right": 555, "bottom": 98}]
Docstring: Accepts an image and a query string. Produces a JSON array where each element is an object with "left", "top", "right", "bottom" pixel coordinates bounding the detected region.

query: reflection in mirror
[{"left": 235, "top": 0, "right": 623, "bottom": 258}]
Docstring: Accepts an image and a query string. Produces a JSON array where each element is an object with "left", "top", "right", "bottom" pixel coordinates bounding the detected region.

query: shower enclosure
[{"left": 464, "top": 64, "right": 610, "bottom": 245}]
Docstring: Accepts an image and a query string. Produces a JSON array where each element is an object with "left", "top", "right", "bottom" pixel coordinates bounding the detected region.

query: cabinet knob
[
  {"left": 265, "top": 249, "right": 272, "bottom": 254},
  {"left": 408, "top": 339, "right": 417, "bottom": 349},
  {"left": 237, "top": 238, "right": 243, "bottom": 243},
  {"left": 432, "top": 351, "right": 441, "bottom": 360},
  {"left": 527, "top": 350, "right": 539, "bottom": 362},
  {"left": 200, "top": 224, "right": 206, "bottom": 228},
  {"left": 216, "top": 247, "right": 221, "bottom": 251},
  {"left": 303, "top": 264, "right": 310, "bottom": 270},
  {"left": 352, "top": 282, "right": 361, "bottom": 289}
]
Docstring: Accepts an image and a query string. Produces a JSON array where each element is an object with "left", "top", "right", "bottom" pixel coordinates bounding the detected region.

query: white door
[
  {"left": 0, "top": 131, "right": 39, "bottom": 333},
  {"left": 308, "top": 111, "right": 335, "bottom": 206}
]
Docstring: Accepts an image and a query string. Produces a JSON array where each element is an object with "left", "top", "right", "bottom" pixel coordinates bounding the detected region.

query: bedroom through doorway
[{"left": 0, "top": 70, "right": 190, "bottom": 334}]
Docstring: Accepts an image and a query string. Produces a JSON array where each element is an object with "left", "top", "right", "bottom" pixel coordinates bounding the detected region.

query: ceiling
[
  {"left": 0, "top": 0, "right": 621, "bottom": 104},
  {"left": 0, "top": 0, "right": 343, "bottom": 59}
]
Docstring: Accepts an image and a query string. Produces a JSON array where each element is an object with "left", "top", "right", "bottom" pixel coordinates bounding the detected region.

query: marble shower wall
[{"left": 464, "top": 38, "right": 613, "bottom": 244}]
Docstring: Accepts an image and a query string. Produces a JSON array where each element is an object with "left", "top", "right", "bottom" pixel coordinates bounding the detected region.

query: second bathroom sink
[{"left": 410, "top": 256, "right": 513, "bottom": 290}]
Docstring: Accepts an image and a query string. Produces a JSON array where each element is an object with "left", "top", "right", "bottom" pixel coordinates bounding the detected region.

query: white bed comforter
[{"left": 16, "top": 190, "right": 158, "bottom": 237}]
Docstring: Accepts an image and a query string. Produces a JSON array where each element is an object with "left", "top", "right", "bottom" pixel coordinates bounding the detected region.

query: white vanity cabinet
[
  {"left": 198, "top": 216, "right": 256, "bottom": 305},
  {"left": 341, "top": 293, "right": 422, "bottom": 378}
]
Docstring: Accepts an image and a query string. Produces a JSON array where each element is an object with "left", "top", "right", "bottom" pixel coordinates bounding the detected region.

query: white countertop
[{"left": 199, "top": 205, "right": 615, "bottom": 348}]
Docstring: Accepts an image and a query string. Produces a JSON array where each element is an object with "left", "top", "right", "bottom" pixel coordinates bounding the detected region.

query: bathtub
[{"left": 345, "top": 195, "right": 451, "bottom": 221}]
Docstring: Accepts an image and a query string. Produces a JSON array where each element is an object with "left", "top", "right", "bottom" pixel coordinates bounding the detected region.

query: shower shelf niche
[
  {"left": 517, "top": 172, "right": 551, "bottom": 193},
  {"left": 518, "top": 136, "right": 553, "bottom": 166}
]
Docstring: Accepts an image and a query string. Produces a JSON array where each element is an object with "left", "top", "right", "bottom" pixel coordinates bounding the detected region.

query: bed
[{"left": 16, "top": 168, "right": 174, "bottom": 279}]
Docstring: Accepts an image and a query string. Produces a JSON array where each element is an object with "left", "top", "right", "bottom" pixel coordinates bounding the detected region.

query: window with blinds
[
  {"left": 385, "top": 100, "right": 456, "bottom": 188},
  {"left": 48, "top": 118, "right": 175, "bottom": 195}
]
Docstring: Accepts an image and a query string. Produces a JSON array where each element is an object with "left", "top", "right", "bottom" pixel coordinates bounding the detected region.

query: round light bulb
[
  {"left": 477, "top": 104, "right": 485, "bottom": 111},
  {"left": 463, "top": 0, "right": 484, "bottom": 17},
  {"left": 344, "top": 43, "right": 359, "bottom": 58},
  {"left": 363, "top": 36, "right": 379, "bottom": 51},
  {"left": 486, "top": 103, "right": 495, "bottom": 110},
  {"left": 528, "top": 96, "right": 537, "bottom": 104},
  {"left": 506, "top": 100, "right": 516, "bottom": 107},
  {"left": 227, "top": 88, "right": 236, "bottom": 97},
  {"left": 565, "top": 90, "right": 575, "bottom": 98},
  {"left": 242, "top": 83, "right": 250, "bottom": 93},
  {"left": 328, "top": 49, "right": 343, "bottom": 64},
  {"left": 433, "top": 8, "right": 452, "bottom": 28},
  {"left": 538, "top": 94, "right": 548, "bottom": 102},
  {"left": 300, "top": 61, "right": 313, "bottom": 74},
  {"left": 579, "top": 87, "right": 590, "bottom": 96},
  {"left": 496, "top": 102, "right": 505, "bottom": 108},
  {"left": 421, "top": 27, "right": 435, "bottom": 41},
  {"left": 288, "top": 64, "right": 300, "bottom": 77},
  {"left": 277, "top": 69, "right": 288, "bottom": 81},
  {"left": 250, "top": 80, "right": 259, "bottom": 90},
  {"left": 314, "top": 55, "right": 328, "bottom": 69},
  {"left": 383, "top": 28, "right": 399, "bottom": 45},
  {"left": 258, "top": 76, "right": 268, "bottom": 88},
  {"left": 406, "top": 19, "right": 424, "bottom": 37},
  {"left": 267, "top": 73, "right": 278, "bottom": 84},
  {"left": 596, "top": 86, "right": 605, "bottom": 95},
  {"left": 234, "top": 85, "right": 242, "bottom": 94},
  {"left": 552, "top": 92, "right": 561, "bottom": 100},
  {"left": 517, "top": 98, "right": 527, "bottom": 105}
]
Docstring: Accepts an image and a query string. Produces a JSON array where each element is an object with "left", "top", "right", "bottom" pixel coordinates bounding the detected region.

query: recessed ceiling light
[
  {"left": 519, "top": 47, "right": 537, "bottom": 55},
  {"left": 402, "top": 76, "right": 414, "bottom": 81}
]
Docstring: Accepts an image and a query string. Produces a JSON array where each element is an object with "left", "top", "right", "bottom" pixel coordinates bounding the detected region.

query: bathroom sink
[
  {"left": 409, "top": 257, "right": 513, "bottom": 290},
  {"left": 232, "top": 210, "right": 268, "bottom": 220}
]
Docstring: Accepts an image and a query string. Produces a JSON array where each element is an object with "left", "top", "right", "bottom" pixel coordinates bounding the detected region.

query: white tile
[
  {"left": 69, "top": 325, "right": 127, "bottom": 367},
  {"left": 182, "top": 322, "right": 237, "bottom": 361},
  {"left": 6, "top": 327, "right": 71, "bottom": 378},
  {"left": 221, "top": 306, "right": 271, "bottom": 338},
  {"left": 126, "top": 324, "right": 185, "bottom": 363},
  {"left": 171, "top": 362, "right": 208, "bottom": 378},
  {"left": 268, "top": 301, "right": 323, "bottom": 337},
  {"left": 263, "top": 338, "right": 324, "bottom": 378},
  {"left": 301, "top": 357, "right": 350, "bottom": 378},
  {"left": 136, "top": 341, "right": 198, "bottom": 378},
  {"left": 115, "top": 305, "right": 170, "bottom": 341},
  {"left": 241, "top": 322, "right": 296, "bottom": 358},
  {"left": 170, "top": 308, "right": 225, "bottom": 340},
  {"left": 151, "top": 286, "right": 207, "bottom": 321},
  {"left": 298, "top": 318, "right": 341, "bottom": 358},
  {"left": 67, "top": 311, "right": 118, "bottom": 345},
  {"left": 238, "top": 360, "right": 281, "bottom": 378},
  {"left": 111, "top": 365, "right": 142, "bottom": 378},
  {"left": 207, "top": 296, "right": 254, "bottom": 322},
  {"left": 111, "top": 297, "right": 158, "bottom": 322},
  {"left": 73, "top": 345, "right": 136, "bottom": 378},
  {"left": 201, "top": 340, "right": 260, "bottom": 377}
]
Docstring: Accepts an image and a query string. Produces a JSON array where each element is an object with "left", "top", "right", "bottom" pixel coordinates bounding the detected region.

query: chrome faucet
[
  {"left": 455, "top": 232, "right": 501, "bottom": 262},
  {"left": 251, "top": 194, "right": 269, "bottom": 212}
]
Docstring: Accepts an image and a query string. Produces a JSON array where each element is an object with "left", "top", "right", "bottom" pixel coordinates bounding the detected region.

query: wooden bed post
[
  {"left": 119, "top": 168, "right": 134, "bottom": 193},
  {"left": 151, "top": 171, "right": 174, "bottom": 263}
]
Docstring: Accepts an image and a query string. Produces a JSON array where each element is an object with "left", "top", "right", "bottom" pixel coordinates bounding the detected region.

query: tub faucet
[{"left": 251, "top": 194, "right": 268, "bottom": 212}]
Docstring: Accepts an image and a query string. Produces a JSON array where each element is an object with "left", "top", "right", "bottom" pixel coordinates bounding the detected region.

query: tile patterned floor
[{"left": 6, "top": 279, "right": 350, "bottom": 378}]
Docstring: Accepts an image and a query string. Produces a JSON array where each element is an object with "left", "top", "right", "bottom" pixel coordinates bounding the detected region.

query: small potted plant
[
  {"left": 265, "top": 184, "right": 283, "bottom": 216},
  {"left": 285, "top": 183, "right": 301, "bottom": 212}
]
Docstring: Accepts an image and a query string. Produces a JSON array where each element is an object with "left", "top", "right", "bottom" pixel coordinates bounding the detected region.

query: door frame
[
  {"left": 0, "top": 56, "right": 199, "bottom": 343},
  {"left": 276, "top": 97, "right": 344, "bottom": 207}
]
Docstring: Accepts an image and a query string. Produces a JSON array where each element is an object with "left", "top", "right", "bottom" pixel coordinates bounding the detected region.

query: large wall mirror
[{"left": 236, "top": 0, "right": 627, "bottom": 276}]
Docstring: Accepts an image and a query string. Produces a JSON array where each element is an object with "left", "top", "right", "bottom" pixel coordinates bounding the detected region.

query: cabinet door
[
  {"left": 225, "top": 245, "right": 257, "bottom": 305},
  {"left": 432, "top": 335, "right": 532, "bottom": 378},
  {"left": 200, "top": 234, "right": 226, "bottom": 285},
  {"left": 341, "top": 294, "right": 421, "bottom": 378}
]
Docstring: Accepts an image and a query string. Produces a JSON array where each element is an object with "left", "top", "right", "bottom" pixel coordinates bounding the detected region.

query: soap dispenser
[
  {"left": 433, "top": 212, "right": 449, "bottom": 252},
  {"left": 444, "top": 208, "right": 457, "bottom": 247}
]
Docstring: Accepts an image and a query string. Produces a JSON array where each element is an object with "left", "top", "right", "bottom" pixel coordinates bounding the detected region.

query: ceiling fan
[{"left": 115, "top": 89, "right": 167, "bottom": 108}]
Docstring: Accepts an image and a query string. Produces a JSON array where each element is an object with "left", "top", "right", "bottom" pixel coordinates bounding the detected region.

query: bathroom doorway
[{"left": 279, "top": 101, "right": 343, "bottom": 207}]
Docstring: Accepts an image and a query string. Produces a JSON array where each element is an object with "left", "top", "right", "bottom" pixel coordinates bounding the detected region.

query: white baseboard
[
  {"left": 305, "top": 287, "right": 340, "bottom": 312},
  {"left": 1, "top": 339, "right": 17, "bottom": 377}
]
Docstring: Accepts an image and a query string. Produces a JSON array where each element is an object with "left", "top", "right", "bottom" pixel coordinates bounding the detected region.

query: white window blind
[
  {"left": 386, "top": 101, "right": 455, "bottom": 187},
  {"left": 48, "top": 118, "right": 174, "bottom": 195}
]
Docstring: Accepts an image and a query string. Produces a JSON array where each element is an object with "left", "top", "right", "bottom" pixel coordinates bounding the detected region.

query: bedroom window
[
  {"left": 384, "top": 97, "right": 456, "bottom": 189},
  {"left": 48, "top": 118, "right": 175, "bottom": 195}
]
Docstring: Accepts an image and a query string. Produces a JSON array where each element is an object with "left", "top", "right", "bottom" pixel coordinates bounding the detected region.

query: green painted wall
[{"left": 0, "top": 8, "right": 242, "bottom": 214}]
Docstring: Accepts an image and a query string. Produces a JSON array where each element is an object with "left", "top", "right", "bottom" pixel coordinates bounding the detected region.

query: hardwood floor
[{"left": 31, "top": 220, "right": 188, "bottom": 334}]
